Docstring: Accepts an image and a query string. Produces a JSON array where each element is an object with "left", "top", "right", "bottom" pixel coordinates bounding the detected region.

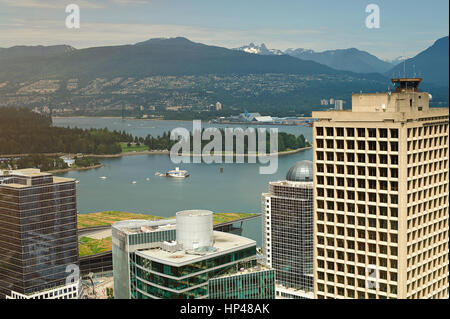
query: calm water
[
  {"left": 53, "top": 117, "right": 313, "bottom": 141},
  {"left": 54, "top": 117, "right": 313, "bottom": 246}
]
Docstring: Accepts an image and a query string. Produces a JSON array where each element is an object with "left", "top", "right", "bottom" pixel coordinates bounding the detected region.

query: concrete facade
[{"left": 312, "top": 79, "right": 449, "bottom": 299}]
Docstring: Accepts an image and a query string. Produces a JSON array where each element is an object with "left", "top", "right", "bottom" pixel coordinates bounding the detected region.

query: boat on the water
[{"left": 166, "top": 167, "right": 189, "bottom": 178}]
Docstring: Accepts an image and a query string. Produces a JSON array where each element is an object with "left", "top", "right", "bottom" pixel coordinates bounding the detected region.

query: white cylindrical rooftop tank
[{"left": 176, "top": 210, "right": 213, "bottom": 250}]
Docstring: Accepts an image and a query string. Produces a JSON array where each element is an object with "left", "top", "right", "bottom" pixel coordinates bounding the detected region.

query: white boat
[
  {"left": 166, "top": 167, "right": 189, "bottom": 178},
  {"left": 100, "top": 176, "right": 107, "bottom": 180},
  {"left": 132, "top": 181, "right": 137, "bottom": 184}
]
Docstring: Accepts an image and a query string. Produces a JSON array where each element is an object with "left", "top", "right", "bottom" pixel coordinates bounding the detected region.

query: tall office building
[
  {"left": 112, "top": 210, "right": 275, "bottom": 299},
  {"left": 312, "top": 78, "right": 449, "bottom": 299},
  {"left": 0, "top": 169, "right": 81, "bottom": 299},
  {"left": 262, "top": 161, "right": 314, "bottom": 299}
]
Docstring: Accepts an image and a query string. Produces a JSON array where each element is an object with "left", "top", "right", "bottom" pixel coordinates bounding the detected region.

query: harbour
[{"left": 53, "top": 117, "right": 314, "bottom": 246}]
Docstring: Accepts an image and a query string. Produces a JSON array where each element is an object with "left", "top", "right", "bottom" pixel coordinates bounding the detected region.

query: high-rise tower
[
  {"left": 312, "top": 78, "right": 449, "bottom": 299},
  {"left": 262, "top": 161, "right": 314, "bottom": 299},
  {"left": 0, "top": 169, "right": 80, "bottom": 299}
]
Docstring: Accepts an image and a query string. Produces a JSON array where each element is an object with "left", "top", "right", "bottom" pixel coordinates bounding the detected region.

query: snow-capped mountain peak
[{"left": 234, "top": 43, "right": 284, "bottom": 55}]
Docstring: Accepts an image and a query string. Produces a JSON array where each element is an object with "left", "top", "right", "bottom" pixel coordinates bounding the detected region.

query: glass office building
[
  {"left": 112, "top": 219, "right": 177, "bottom": 299},
  {"left": 208, "top": 264, "right": 275, "bottom": 299},
  {"left": 112, "top": 210, "right": 275, "bottom": 299},
  {"left": 0, "top": 169, "right": 80, "bottom": 299},
  {"left": 262, "top": 161, "right": 314, "bottom": 298}
]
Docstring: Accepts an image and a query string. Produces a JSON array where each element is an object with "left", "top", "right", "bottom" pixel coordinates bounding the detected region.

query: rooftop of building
[
  {"left": 267, "top": 180, "right": 314, "bottom": 188},
  {"left": 0, "top": 169, "right": 75, "bottom": 188},
  {"left": 313, "top": 78, "right": 449, "bottom": 121},
  {"left": 1, "top": 168, "right": 51, "bottom": 177},
  {"left": 112, "top": 219, "right": 176, "bottom": 235},
  {"left": 136, "top": 230, "right": 256, "bottom": 267},
  {"left": 176, "top": 209, "right": 212, "bottom": 217},
  {"left": 313, "top": 106, "right": 448, "bottom": 122}
]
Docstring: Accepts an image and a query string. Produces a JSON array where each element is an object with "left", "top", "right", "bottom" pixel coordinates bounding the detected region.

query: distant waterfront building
[
  {"left": 239, "top": 112, "right": 261, "bottom": 122},
  {"left": 112, "top": 210, "right": 275, "bottom": 299},
  {"left": 313, "top": 78, "right": 449, "bottom": 299},
  {"left": 262, "top": 161, "right": 314, "bottom": 299},
  {"left": 42, "top": 106, "right": 51, "bottom": 114},
  {"left": 165, "top": 106, "right": 182, "bottom": 111},
  {"left": 254, "top": 116, "right": 274, "bottom": 123},
  {"left": 61, "top": 156, "right": 75, "bottom": 167},
  {"left": 0, "top": 169, "right": 81, "bottom": 299},
  {"left": 334, "top": 100, "right": 344, "bottom": 110},
  {"left": 215, "top": 102, "right": 222, "bottom": 111},
  {"left": 329, "top": 98, "right": 335, "bottom": 105},
  {"left": 320, "top": 99, "right": 329, "bottom": 106}
]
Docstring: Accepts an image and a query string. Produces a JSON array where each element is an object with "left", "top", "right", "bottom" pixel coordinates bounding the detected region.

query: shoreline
[
  {"left": 0, "top": 146, "right": 311, "bottom": 160},
  {"left": 52, "top": 116, "right": 309, "bottom": 126},
  {"left": 52, "top": 116, "right": 190, "bottom": 122},
  {"left": 187, "top": 146, "right": 312, "bottom": 157},
  {"left": 48, "top": 164, "right": 104, "bottom": 174},
  {"left": 88, "top": 146, "right": 312, "bottom": 158}
]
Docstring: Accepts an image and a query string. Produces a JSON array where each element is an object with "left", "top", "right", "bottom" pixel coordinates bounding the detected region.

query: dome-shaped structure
[{"left": 286, "top": 160, "right": 313, "bottom": 182}]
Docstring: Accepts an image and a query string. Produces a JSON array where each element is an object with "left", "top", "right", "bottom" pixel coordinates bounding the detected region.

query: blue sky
[{"left": 0, "top": 0, "right": 448, "bottom": 60}]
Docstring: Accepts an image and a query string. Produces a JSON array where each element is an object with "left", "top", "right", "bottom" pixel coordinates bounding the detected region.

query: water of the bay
[{"left": 53, "top": 117, "right": 313, "bottom": 246}]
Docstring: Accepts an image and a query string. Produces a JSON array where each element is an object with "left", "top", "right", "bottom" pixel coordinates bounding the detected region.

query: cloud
[
  {"left": 0, "top": 18, "right": 329, "bottom": 50},
  {"left": 0, "top": 17, "right": 434, "bottom": 59},
  {"left": 0, "top": 0, "right": 148, "bottom": 8},
  {"left": 111, "top": 0, "right": 148, "bottom": 4},
  {"left": 0, "top": 0, "right": 104, "bottom": 8}
]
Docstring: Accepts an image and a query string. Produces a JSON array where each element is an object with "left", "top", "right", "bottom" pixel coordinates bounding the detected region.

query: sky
[{"left": 0, "top": 0, "right": 448, "bottom": 60}]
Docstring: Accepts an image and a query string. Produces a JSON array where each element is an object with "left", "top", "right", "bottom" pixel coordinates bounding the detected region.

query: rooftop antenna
[{"left": 403, "top": 54, "right": 406, "bottom": 78}]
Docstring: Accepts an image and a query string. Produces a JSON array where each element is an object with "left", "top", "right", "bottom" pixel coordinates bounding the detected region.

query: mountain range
[
  {"left": 285, "top": 47, "right": 394, "bottom": 74},
  {"left": 0, "top": 37, "right": 386, "bottom": 83},
  {"left": 386, "top": 36, "right": 449, "bottom": 86},
  {"left": 234, "top": 36, "right": 449, "bottom": 86},
  {"left": 235, "top": 43, "right": 395, "bottom": 74},
  {"left": 0, "top": 45, "right": 75, "bottom": 60},
  {"left": 0, "top": 36, "right": 447, "bottom": 115},
  {"left": 235, "top": 43, "right": 284, "bottom": 56},
  {"left": 0, "top": 36, "right": 446, "bottom": 86}
]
